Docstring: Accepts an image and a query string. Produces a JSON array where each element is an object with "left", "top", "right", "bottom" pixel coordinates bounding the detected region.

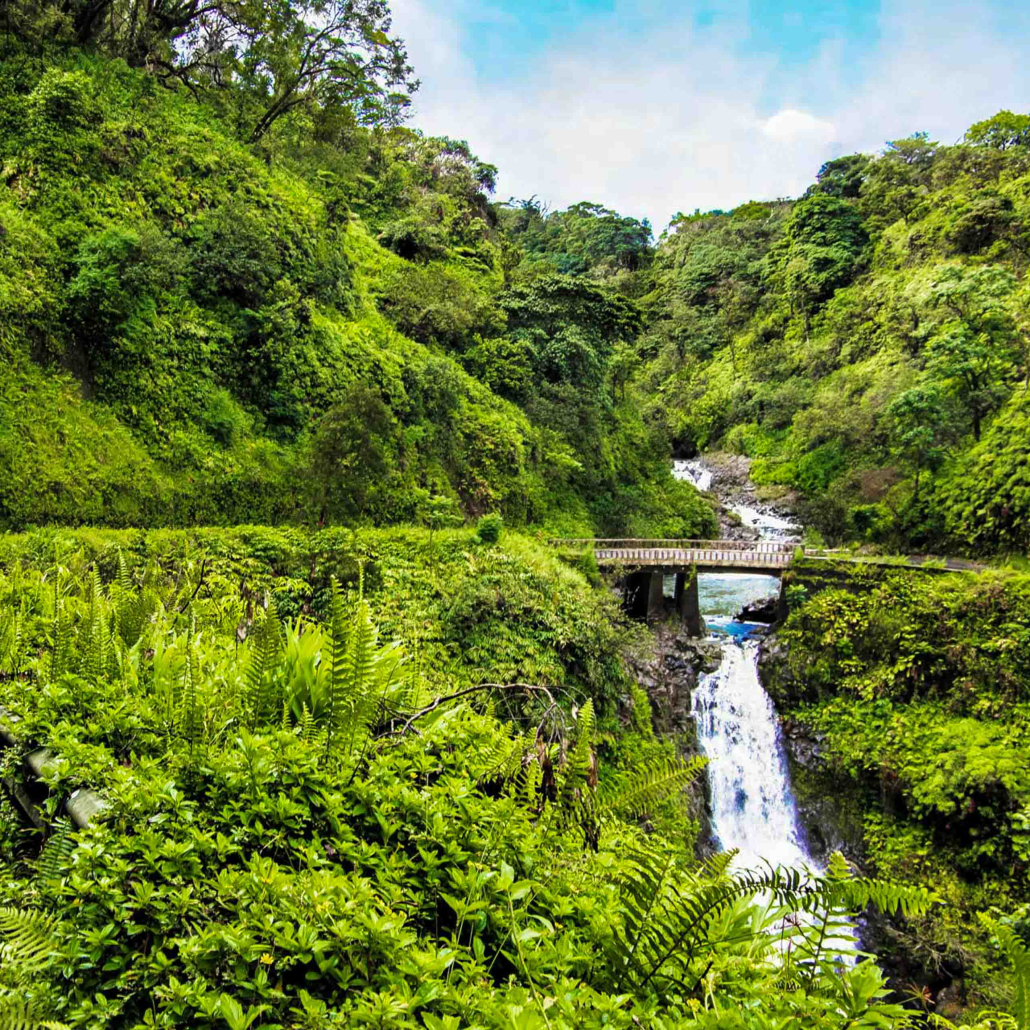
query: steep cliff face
[{"left": 628, "top": 624, "right": 721, "bottom": 742}]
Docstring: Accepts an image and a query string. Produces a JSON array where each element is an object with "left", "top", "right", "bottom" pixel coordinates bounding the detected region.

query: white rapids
[
  {"left": 673, "top": 457, "right": 814, "bottom": 871},
  {"left": 673, "top": 459, "right": 801, "bottom": 542},
  {"left": 692, "top": 642, "right": 810, "bottom": 869}
]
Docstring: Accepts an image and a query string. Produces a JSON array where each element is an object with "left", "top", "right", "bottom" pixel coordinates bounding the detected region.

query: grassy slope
[{"left": 0, "top": 55, "right": 715, "bottom": 539}]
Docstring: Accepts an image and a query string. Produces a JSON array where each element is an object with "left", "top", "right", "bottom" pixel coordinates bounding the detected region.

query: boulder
[{"left": 735, "top": 594, "right": 779, "bottom": 624}]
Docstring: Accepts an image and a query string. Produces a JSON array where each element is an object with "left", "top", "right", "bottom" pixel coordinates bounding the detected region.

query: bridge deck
[
  {"left": 551, "top": 538, "right": 796, "bottom": 572},
  {"left": 548, "top": 539, "right": 982, "bottom": 575},
  {"left": 592, "top": 547, "right": 793, "bottom": 570}
]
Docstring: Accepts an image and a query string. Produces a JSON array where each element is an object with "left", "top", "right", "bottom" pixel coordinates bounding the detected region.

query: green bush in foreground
[
  {"left": 0, "top": 541, "right": 964, "bottom": 1029},
  {"left": 475, "top": 513, "right": 504, "bottom": 544}
]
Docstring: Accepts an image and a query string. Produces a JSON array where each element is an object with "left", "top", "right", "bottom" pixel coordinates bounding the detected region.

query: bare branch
[{"left": 398, "top": 683, "right": 558, "bottom": 736}]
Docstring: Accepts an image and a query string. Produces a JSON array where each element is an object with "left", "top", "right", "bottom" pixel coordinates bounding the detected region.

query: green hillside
[
  {"left": 637, "top": 128, "right": 1030, "bottom": 556},
  {"left": 0, "top": 49, "right": 712, "bottom": 539}
]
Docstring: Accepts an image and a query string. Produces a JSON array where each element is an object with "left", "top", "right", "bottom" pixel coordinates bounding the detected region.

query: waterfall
[
  {"left": 692, "top": 643, "right": 810, "bottom": 869},
  {"left": 673, "top": 457, "right": 813, "bottom": 871},
  {"left": 673, "top": 459, "right": 713, "bottom": 493}
]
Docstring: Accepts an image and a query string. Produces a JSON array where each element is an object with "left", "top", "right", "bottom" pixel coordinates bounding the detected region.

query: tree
[
  {"left": 499, "top": 199, "right": 653, "bottom": 277},
  {"left": 888, "top": 386, "right": 948, "bottom": 501},
  {"left": 778, "top": 194, "right": 868, "bottom": 326},
  {"left": 308, "top": 382, "right": 393, "bottom": 522},
  {"left": 808, "top": 154, "right": 871, "bottom": 199},
  {"left": 609, "top": 341, "right": 640, "bottom": 405},
  {"left": 965, "top": 110, "right": 1030, "bottom": 150},
  {"left": 236, "top": 1, "right": 418, "bottom": 141},
  {"left": 926, "top": 266, "right": 1018, "bottom": 440},
  {"left": 501, "top": 274, "right": 641, "bottom": 391},
  {"left": 33, "top": 0, "right": 418, "bottom": 141},
  {"left": 417, "top": 491, "right": 460, "bottom": 545},
  {"left": 1015, "top": 284, "right": 1030, "bottom": 388}
]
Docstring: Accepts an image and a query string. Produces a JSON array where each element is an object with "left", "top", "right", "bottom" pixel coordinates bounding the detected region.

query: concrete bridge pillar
[
  {"left": 647, "top": 571, "right": 664, "bottom": 616},
  {"left": 675, "top": 571, "right": 705, "bottom": 638},
  {"left": 776, "top": 577, "right": 790, "bottom": 624},
  {"left": 626, "top": 571, "right": 666, "bottom": 620}
]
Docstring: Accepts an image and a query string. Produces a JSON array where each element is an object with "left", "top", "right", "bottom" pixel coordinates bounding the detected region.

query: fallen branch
[{"left": 398, "top": 683, "right": 558, "bottom": 736}]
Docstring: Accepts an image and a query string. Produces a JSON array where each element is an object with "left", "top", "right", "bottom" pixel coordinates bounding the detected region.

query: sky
[{"left": 388, "top": 0, "right": 1030, "bottom": 233}]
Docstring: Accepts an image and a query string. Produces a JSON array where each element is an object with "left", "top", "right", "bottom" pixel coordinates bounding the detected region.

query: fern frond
[
  {"left": 38, "top": 821, "right": 76, "bottom": 883},
  {"left": 0, "top": 994, "right": 67, "bottom": 1030},
  {"left": 0, "top": 605, "right": 25, "bottom": 675},
  {"left": 470, "top": 731, "right": 527, "bottom": 784},
  {"left": 116, "top": 549, "right": 132, "bottom": 599},
  {"left": 603, "top": 756, "right": 707, "bottom": 820},
  {"left": 981, "top": 915, "right": 1030, "bottom": 1030},
  {"left": 822, "top": 852, "right": 935, "bottom": 919},
  {"left": 0, "top": 908, "right": 60, "bottom": 973},
  {"left": 49, "top": 565, "right": 72, "bottom": 686},
  {"left": 245, "top": 602, "right": 281, "bottom": 728},
  {"left": 609, "top": 845, "right": 820, "bottom": 993},
  {"left": 340, "top": 596, "right": 377, "bottom": 757},
  {"left": 324, "top": 579, "right": 348, "bottom": 756},
  {"left": 298, "top": 703, "right": 316, "bottom": 746}
]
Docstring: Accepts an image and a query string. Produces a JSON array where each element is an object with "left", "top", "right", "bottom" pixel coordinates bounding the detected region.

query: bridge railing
[
  {"left": 548, "top": 538, "right": 798, "bottom": 555},
  {"left": 592, "top": 547, "right": 793, "bottom": 567}
]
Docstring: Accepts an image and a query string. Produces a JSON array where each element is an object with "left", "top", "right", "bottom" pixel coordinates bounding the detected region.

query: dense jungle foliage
[
  {"left": 0, "top": 531, "right": 958, "bottom": 1029},
  {"left": 633, "top": 123, "right": 1030, "bottom": 556},
  {"left": 764, "top": 563, "right": 1030, "bottom": 1016},
  {"left": 6, "top": 2, "right": 1030, "bottom": 557},
  {"left": 0, "top": 11, "right": 712, "bottom": 540},
  {"left": 2, "top": 3, "right": 1030, "bottom": 1029}
]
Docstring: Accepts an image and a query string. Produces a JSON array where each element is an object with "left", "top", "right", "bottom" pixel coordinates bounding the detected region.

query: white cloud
[
  {"left": 389, "top": 0, "right": 1030, "bottom": 233},
  {"left": 760, "top": 109, "right": 837, "bottom": 145}
]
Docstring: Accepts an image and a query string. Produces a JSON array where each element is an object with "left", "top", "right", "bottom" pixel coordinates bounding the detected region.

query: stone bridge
[
  {"left": 548, "top": 539, "right": 797, "bottom": 635},
  {"left": 547, "top": 539, "right": 982, "bottom": 636}
]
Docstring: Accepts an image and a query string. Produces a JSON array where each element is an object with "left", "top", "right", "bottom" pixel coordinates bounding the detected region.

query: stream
[{"left": 672, "top": 460, "right": 814, "bottom": 871}]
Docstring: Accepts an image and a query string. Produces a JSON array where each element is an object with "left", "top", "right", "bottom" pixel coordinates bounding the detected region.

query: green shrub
[{"left": 476, "top": 512, "right": 504, "bottom": 544}]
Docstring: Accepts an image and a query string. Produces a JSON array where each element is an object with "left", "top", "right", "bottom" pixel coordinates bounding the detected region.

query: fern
[
  {"left": 245, "top": 601, "right": 282, "bottom": 728},
  {"left": 112, "top": 553, "right": 157, "bottom": 649},
  {"left": 324, "top": 573, "right": 403, "bottom": 765},
  {"left": 0, "top": 606, "right": 24, "bottom": 676},
  {"left": 0, "top": 995, "right": 68, "bottom": 1030},
  {"left": 549, "top": 700, "right": 599, "bottom": 846},
  {"left": 340, "top": 588, "right": 377, "bottom": 760},
  {"left": 37, "top": 821, "right": 75, "bottom": 883},
  {"left": 603, "top": 756, "right": 707, "bottom": 820},
  {"left": 297, "top": 703, "right": 318, "bottom": 746},
  {"left": 981, "top": 915, "right": 1030, "bottom": 1030},
  {"left": 606, "top": 846, "right": 932, "bottom": 996},
  {"left": 0, "top": 908, "right": 60, "bottom": 973},
  {"left": 472, "top": 731, "right": 527, "bottom": 784},
  {"left": 82, "top": 567, "right": 110, "bottom": 684},
  {"left": 48, "top": 568, "right": 72, "bottom": 685}
]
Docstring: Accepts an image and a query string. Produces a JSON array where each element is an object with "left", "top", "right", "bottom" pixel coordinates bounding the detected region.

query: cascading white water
[
  {"left": 674, "top": 459, "right": 713, "bottom": 494},
  {"left": 674, "top": 459, "right": 801, "bottom": 542},
  {"left": 692, "top": 643, "right": 810, "bottom": 868},
  {"left": 673, "top": 458, "right": 813, "bottom": 871}
]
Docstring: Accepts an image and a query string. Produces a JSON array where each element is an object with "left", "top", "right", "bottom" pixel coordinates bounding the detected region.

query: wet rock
[
  {"left": 626, "top": 625, "right": 720, "bottom": 742},
  {"left": 704, "top": 451, "right": 753, "bottom": 490},
  {"left": 935, "top": 981, "right": 966, "bottom": 1020},
  {"left": 756, "top": 634, "right": 797, "bottom": 708},
  {"left": 717, "top": 505, "right": 761, "bottom": 542},
  {"left": 735, "top": 594, "right": 779, "bottom": 624},
  {"left": 700, "top": 451, "right": 800, "bottom": 525}
]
